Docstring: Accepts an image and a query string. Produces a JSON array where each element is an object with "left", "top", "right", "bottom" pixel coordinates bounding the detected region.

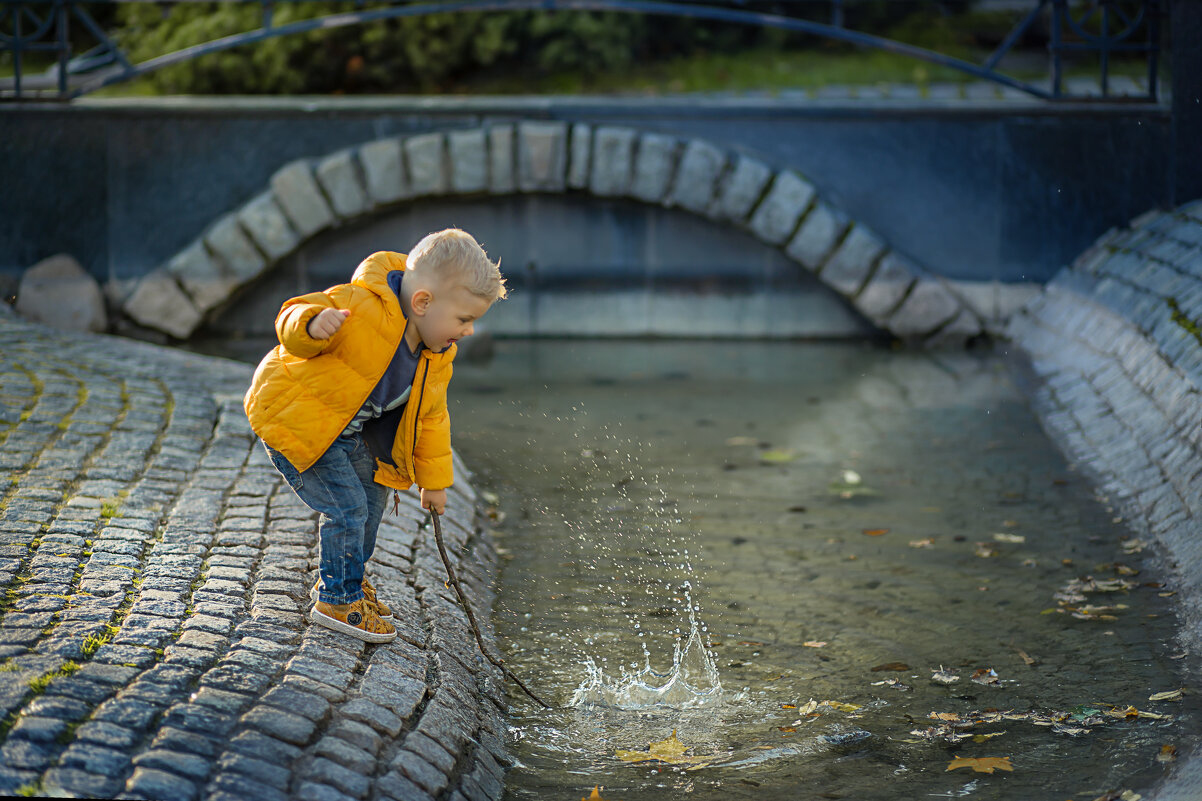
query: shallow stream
[{"left": 448, "top": 340, "right": 1202, "bottom": 801}]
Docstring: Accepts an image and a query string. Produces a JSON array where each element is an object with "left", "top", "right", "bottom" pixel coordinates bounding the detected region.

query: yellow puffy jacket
[{"left": 244, "top": 251, "right": 455, "bottom": 491}]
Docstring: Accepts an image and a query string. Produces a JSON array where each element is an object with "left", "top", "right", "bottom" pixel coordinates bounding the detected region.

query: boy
[{"left": 244, "top": 229, "right": 506, "bottom": 643}]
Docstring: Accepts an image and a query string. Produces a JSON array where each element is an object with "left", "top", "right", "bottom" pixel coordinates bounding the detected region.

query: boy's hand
[
  {"left": 421, "top": 488, "right": 447, "bottom": 515},
  {"left": 307, "top": 308, "right": 350, "bottom": 339}
]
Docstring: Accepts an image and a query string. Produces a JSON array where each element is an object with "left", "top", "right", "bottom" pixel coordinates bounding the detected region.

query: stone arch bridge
[{"left": 122, "top": 119, "right": 1016, "bottom": 346}]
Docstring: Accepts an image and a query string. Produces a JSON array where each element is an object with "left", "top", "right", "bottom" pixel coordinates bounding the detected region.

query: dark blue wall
[{"left": 0, "top": 97, "right": 1172, "bottom": 286}]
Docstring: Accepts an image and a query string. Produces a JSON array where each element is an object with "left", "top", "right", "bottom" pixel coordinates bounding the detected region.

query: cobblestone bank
[
  {"left": 0, "top": 312, "right": 509, "bottom": 801},
  {"left": 1007, "top": 199, "right": 1202, "bottom": 801}
]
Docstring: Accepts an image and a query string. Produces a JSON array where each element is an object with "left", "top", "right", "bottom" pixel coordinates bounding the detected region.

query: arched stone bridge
[{"left": 123, "top": 121, "right": 990, "bottom": 346}]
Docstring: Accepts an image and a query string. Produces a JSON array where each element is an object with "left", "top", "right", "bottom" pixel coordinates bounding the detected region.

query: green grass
[{"left": 75, "top": 43, "right": 1161, "bottom": 99}]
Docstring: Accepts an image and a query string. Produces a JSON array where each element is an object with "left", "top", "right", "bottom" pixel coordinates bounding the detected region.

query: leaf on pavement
[{"left": 946, "top": 756, "right": 1014, "bottom": 774}]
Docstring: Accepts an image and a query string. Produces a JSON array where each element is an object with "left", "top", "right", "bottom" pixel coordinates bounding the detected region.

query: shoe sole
[
  {"left": 311, "top": 606, "right": 396, "bottom": 644},
  {"left": 310, "top": 583, "right": 393, "bottom": 620}
]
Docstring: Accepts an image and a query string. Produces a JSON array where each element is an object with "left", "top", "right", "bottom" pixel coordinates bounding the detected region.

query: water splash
[{"left": 569, "top": 586, "right": 724, "bottom": 709}]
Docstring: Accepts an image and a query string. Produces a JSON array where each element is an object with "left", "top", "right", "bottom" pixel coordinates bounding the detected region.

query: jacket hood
[{"left": 349, "top": 251, "right": 457, "bottom": 360}]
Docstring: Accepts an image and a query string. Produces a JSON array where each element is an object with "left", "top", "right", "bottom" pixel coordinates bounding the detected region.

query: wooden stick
[{"left": 430, "top": 510, "right": 552, "bottom": 709}]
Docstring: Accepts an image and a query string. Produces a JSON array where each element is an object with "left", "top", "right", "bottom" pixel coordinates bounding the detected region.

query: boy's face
[{"left": 414, "top": 283, "right": 492, "bottom": 352}]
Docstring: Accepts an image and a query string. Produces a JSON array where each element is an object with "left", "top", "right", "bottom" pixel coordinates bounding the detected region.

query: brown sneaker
[
  {"left": 361, "top": 577, "right": 392, "bottom": 619},
  {"left": 312, "top": 599, "right": 396, "bottom": 643},
  {"left": 311, "top": 580, "right": 393, "bottom": 620}
]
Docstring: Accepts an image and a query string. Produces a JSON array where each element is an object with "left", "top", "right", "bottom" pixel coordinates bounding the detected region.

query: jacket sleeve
[
  {"left": 413, "top": 366, "right": 454, "bottom": 490},
  {"left": 274, "top": 288, "right": 344, "bottom": 359}
]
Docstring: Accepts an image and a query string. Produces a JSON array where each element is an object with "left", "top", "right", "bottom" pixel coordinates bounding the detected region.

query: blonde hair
[{"left": 408, "top": 229, "right": 507, "bottom": 302}]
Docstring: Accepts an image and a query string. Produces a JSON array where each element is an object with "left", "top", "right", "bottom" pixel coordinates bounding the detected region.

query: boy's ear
[{"left": 410, "top": 288, "right": 433, "bottom": 315}]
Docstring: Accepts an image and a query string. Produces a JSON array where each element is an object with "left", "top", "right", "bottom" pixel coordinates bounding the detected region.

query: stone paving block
[
  {"left": 393, "top": 750, "right": 449, "bottom": 796},
  {"left": 204, "top": 212, "right": 266, "bottom": 282},
  {"left": 377, "top": 770, "right": 436, "bottom": 801},
  {"left": 405, "top": 134, "right": 448, "bottom": 196},
  {"left": 238, "top": 192, "right": 299, "bottom": 262},
  {"left": 316, "top": 150, "right": 370, "bottom": 219},
  {"left": 748, "top": 170, "right": 815, "bottom": 245},
  {"left": 567, "top": 123, "right": 591, "bottom": 189},
  {"left": 590, "top": 126, "right": 637, "bottom": 197},
  {"left": 449, "top": 129, "right": 488, "bottom": 194},
  {"left": 630, "top": 133, "right": 678, "bottom": 203},
  {"left": 270, "top": 160, "right": 335, "bottom": 238},
  {"left": 821, "top": 224, "right": 887, "bottom": 297},
  {"left": 150, "top": 725, "right": 221, "bottom": 757},
  {"left": 217, "top": 751, "right": 293, "bottom": 789},
  {"left": 711, "top": 156, "right": 772, "bottom": 222},
  {"left": 342, "top": 697, "right": 403, "bottom": 736},
  {"left": 668, "top": 138, "right": 725, "bottom": 213},
  {"left": 405, "top": 730, "right": 456, "bottom": 775},
  {"left": 314, "top": 734, "right": 375, "bottom": 774},
  {"left": 359, "top": 137, "right": 410, "bottom": 205},
  {"left": 228, "top": 728, "right": 303, "bottom": 764},
  {"left": 487, "top": 126, "right": 515, "bottom": 194},
  {"left": 208, "top": 773, "right": 291, "bottom": 801},
  {"left": 132, "top": 748, "right": 212, "bottom": 781},
  {"left": 125, "top": 766, "right": 199, "bottom": 801},
  {"left": 517, "top": 121, "right": 568, "bottom": 193},
  {"left": 261, "top": 683, "right": 331, "bottom": 722},
  {"left": 298, "top": 780, "right": 359, "bottom": 801},
  {"left": 43, "top": 767, "right": 121, "bottom": 797},
  {"left": 307, "top": 756, "right": 372, "bottom": 798},
  {"left": 242, "top": 704, "right": 317, "bottom": 745}
]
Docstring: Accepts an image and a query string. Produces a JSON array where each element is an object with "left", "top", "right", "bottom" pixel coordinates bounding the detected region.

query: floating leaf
[
  {"left": 974, "top": 542, "right": 1000, "bottom": 558},
  {"left": 973, "top": 732, "right": 1007, "bottom": 743},
  {"left": 871, "top": 678, "right": 911, "bottom": 691},
  {"left": 909, "top": 537, "right": 935, "bottom": 548},
  {"left": 862, "top": 528, "right": 889, "bottom": 537},
  {"left": 1149, "top": 689, "right": 1183, "bottom": 702},
  {"left": 946, "top": 756, "right": 1014, "bottom": 774},
  {"left": 797, "top": 699, "right": 820, "bottom": 715},
  {"left": 871, "top": 662, "right": 910, "bottom": 672},
  {"left": 930, "top": 712, "right": 962, "bottom": 722},
  {"left": 842, "top": 470, "right": 862, "bottom": 485},
  {"left": 803, "top": 641, "right": 827, "bottom": 648},
  {"left": 993, "top": 533, "right": 1026, "bottom": 544},
  {"left": 615, "top": 730, "right": 717, "bottom": 768},
  {"left": 725, "top": 436, "right": 757, "bottom": 446},
  {"left": 1121, "top": 539, "right": 1146, "bottom": 555},
  {"left": 931, "top": 667, "right": 960, "bottom": 685},
  {"left": 758, "top": 449, "right": 797, "bottom": 464},
  {"left": 971, "top": 668, "right": 1000, "bottom": 686},
  {"left": 1105, "top": 706, "right": 1171, "bottom": 721},
  {"left": 582, "top": 787, "right": 612, "bottom": 801},
  {"left": 823, "top": 701, "right": 861, "bottom": 713},
  {"left": 1157, "top": 744, "right": 1178, "bottom": 763}
]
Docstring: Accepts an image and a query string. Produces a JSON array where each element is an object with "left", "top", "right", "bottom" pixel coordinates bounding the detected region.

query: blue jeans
[{"left": 263, "top": 433, "right": 388, "bottom": 605}]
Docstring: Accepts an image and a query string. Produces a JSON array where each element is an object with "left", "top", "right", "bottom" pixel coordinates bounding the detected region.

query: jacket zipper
[{"left": 409, "top": 358, "right": 429, "bottom": 483}]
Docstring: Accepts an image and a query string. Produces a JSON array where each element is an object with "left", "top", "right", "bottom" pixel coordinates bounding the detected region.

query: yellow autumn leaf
[
  {"left": 758, "top": 449, "right": 797, "bottom": 464},
  {"left": 1149, "top": 689, "right": 1184, "bottom": 702},
  {"left": 615, "top": 730, "right": 716, "bottom": 768},
  {"left": 582, "top": 787, "right": 613, "bottom": 801},
  {"left": 992, "top": 532, "right": 1026, "bottom": 544},
  {"left": 946, "top": 756, "right": 1014, "bottom": 774},
  {"left": 822, "top": 701, "right": 861, "bottom": 713}
]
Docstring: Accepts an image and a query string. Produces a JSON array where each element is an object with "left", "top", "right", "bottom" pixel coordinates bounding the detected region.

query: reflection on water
[{"left": 448, "top": 340, "right": 1201, "bottom": 801}]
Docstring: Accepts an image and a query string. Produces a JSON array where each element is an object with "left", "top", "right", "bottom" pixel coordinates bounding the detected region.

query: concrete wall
[{"left": 0, "top": 97, "right": 1171, "bottom": 288}]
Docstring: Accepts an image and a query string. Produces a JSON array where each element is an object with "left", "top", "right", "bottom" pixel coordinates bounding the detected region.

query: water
[{"left": 447, "top": 339, "right": 1202, "bottom": 801}]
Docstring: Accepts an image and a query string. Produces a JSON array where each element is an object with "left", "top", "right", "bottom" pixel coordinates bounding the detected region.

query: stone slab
[
  {"left": 589, "top": 126, "right": 637, "bottom": 197},
  {"left": 406, "top": 134, "right": 449, "bottom": 197},
  {"left": 449, "top": 129, "right": 488, "bottom": 194},
  {"left": 517, "top": 121, "right": 568, "bottom": 193},
  {"left": 316, "top": 150, "right": 370, "bottom": 219},
  {"left": 270, "top": 160, "right": 335, "bottom": 238},
  {"left": 359, "top": 138, "right": 410, "bottom": 205},
  {"left": 748, "top": 170, "right": 816, "bottom": 245},
  {"left": 711, "top": 156, "right": 772, "bottom": 223},
  {"left": 237, "top": 192, "right": 300, "bottom": 262},
  {"left": 629, "top": 133, "right": 678, "bottom": 203},
  {"left": 668, "top": 139, "right": 725, "bottom": 214}
]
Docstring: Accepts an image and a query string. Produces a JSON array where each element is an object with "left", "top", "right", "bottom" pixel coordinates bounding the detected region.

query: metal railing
[{"left": 0, "top": 0, "right": 1164, "bottom": 102}]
